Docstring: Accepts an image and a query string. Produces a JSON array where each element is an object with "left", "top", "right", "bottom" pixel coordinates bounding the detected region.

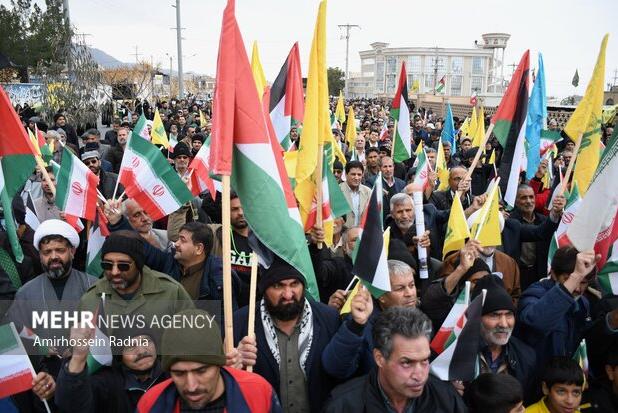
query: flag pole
[
  {"left": 246, "top": 252, "right": 258, "bottom": 373},
  {"left": 221, "top": 175, "right": 234, "bottom": 352},
  {"left": 390, "top": 119, "right": 398, "bottom": 158},
  {"left": 558, "top": 132, "right": 583, "bottom": 196},
  {"left": 34, "top": 156, "right": 56, "bottom": 198},
  {"left": 316, "top": 143, "right": 324, "bottom": 249},
  {"left": 462, "top": 123, "right": 495, "bottom": 184}
]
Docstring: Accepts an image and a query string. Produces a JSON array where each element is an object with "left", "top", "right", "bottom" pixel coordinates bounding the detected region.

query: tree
[
  {"left": 328, "top": 66, "right": 345, "bottom": 96},
  {"left": 100, "top": 61, "right": 157, "bottom": 101},
  {"left": 0, "top": 0, "right": 71, "bottom": 82}
]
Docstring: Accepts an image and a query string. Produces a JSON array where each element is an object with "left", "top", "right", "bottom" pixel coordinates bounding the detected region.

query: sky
[{"left": 11, "top": 0, "right": 618, "bottom": 98}]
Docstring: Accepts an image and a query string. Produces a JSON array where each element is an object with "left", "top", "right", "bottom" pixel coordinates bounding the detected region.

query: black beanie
[
  {"left": 388, "top": 239, "right": 418, "bottom": 270},
  {"left": 101, "top": 233, "right": 145, "bottom": 271},
  {"left": 472, "top": 274, "right": 515, "bottom": 315},
  {"left": 173, "top": 142, "right": 191, "bottom": 158},
  {"left": 258, "top": 257, "right": 305, "bottom": 295}
]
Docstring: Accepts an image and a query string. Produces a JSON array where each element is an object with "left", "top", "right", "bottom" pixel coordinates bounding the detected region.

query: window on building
[
  {"left": 472, "top": 57, "right": 485, "bottom": 75},
  {"left": 451, "top": 56, "right": 463, "bottom": 74},
  {"left": 386, "top": 56, "right": 397, "bottom": 75},
  {"left": 407, "top": 56, "right": 422, "bottom": 74},
  {"left": 471, "top": 76, "right": 484, "bottom": 94},
  {"left": 386, "top": 74, "right": 397, "bottom": 94},
  {"left": 363, "top": 57, "right": 375, "bottom": 65},
  {"left": 450, "top": 75, "right": 463, "bottom": 96},
  {"left": 375, "top": 57, "right": 385, "bottom": 93}
]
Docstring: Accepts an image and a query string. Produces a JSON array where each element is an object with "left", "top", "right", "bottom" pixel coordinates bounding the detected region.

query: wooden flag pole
[
  {"left": 246, "top": 253, "right": 258, "bottom": 373},
  {"left": 34, "top": 156, "right": 56, "bottom": 198},
  {"left": 558, "top": 132, "right": 583, "bottom": 197},
  {"left": 316, "top": 143, "right": 324, "bottom": 249},
  {"left": 221, "top": 175, "right": 234, "bottom": 353}
]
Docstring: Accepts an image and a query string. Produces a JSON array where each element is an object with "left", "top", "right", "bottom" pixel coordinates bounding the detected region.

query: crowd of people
[{"left": 0, "top": 95, "right": 617, "bottom": 413}]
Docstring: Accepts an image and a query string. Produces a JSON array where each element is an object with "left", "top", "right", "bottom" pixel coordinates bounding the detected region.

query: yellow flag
[
  {"left": 340, "top": 280, "right": 360, "bottom": 315},
  {"left": 294, "top": 1, "right": 330, "bottom": 219},
  {"left": 460, "top": 117, "right": 471, "bottom": 137},
  {"left": 470, "top": 180, "right": 502, "bottom": 247},
  {"left": 251, "top": 41, "right": 267, "bottom": 100},
  {"left": 412, "top": 79, "right": 420, "bottom": 93},
  {"left": 487, "top": 149, "right": 496, "bottom": 165},
  {"left": 564, "top": 34, "right": 609, "bottom": 196},
  {"left": 335, "top": 91, "right": 346, "bottom": 125},
  {"left": 28, "top": 129, "right": 42, "bottom": 157},
  {"left": 151, "top": 108, "right": 170, "bottom": 149},
  {"left": 415, "top": 139, "right": 424, "bottom": 156},
  {"left": 199, "top": 109, "right": 208, "bottom": 129},
  {"left": 442, "top": 195, "right": 471, "bottom": 259},
  {"left": 283, "top": 150, "right": 298, "bottom": 180},
  {"left": 436, "top": 139, "right": 450, "bottom": 191},
  {"left": 345, "top": 106, "right": 357, "bottom": 148},
  {"left": 468, "top": 107, "right": 478, "bottom": 142},
  {"left": 472, "top": 106, "right": 485, "bottom": 147}
]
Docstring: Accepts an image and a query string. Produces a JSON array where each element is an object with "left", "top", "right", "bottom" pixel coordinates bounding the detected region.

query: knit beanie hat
[
  {"left": 258, "top": 257, "right": 306, "bottom": 295},
  {"left": 472, "top": 274, "right": 515, "bottom": 315},
  {"left": 161, "top": 309, "right": 225, "bottom": 371},
  {"left": 101, "top": 232, "right": 145, "bottom": 271}
]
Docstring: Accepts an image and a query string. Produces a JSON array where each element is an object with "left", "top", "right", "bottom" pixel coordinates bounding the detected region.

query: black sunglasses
[{"left": 101, "top": 261, "right": 132, "bottom": 271}]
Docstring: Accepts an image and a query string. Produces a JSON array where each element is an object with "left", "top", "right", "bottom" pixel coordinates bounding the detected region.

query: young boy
[
  {"left": 465, "top": 373, "right": 525, "bottom": 413},
  {"left": 526, "top": 357, "right": 585, "bottom": 413}
]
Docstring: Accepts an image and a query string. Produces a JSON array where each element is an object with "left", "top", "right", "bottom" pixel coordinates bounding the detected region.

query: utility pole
[
  {"left": 172, "top": 0, "right": 185, "bottom": 99},
  {"left": 63, "top": 0, "right": 72, "bottom": 71},
  {"left": 338, "top": 23, "right": 360, "bottom": 98},
  {"left": 131, "top": 46, "right": 142, "bottom": 63},
  {"left": 612, "top": 68, "right": 618, "bottom": 88}
]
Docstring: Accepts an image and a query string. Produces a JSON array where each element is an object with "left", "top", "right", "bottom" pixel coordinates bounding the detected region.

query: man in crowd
[
  {"left": 81, "top": 128, "right": 111, "bottom": 160},
  {"left": 172, "top": 142, "right": 192, "bottom": 178},
  {"left": 324, "top": 307, "right": 466, "bottom": 412},
  {"left": 122, "top": 198, "right": 171, "bottom": 251},
  {"left": 363, "top": 147, "right": 381, "bottom": 186},
  {"left": 106, "top": 126, "right": 129, "bottom": 173},
  {"left": 430, "top": 166, "right": 472, "bottom": 211},
  {"left": 50, "top": 112, "right": 79, "bottom": 146},
  {"left": 32, "top": 167, "right": 62, "bottom": 221},
  {"left": 81, "top": 142, "right": 122, "bottom": 199},
  {"left": 380, "top": 156, "right": 406, "bottom": 219},
  {"left": 339, "top": 160, "right": 371, "bottom": 227},
  {"left": 235, "top": 257, "right": 341, "bottom": 412}
]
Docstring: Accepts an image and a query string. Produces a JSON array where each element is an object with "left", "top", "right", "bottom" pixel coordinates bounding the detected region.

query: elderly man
[
  {"left": 138, "top": 309, "right": 281, "bottom": 412},
  {"left": 172, "top": 142, "right": 192, "bottom": 178},
  {"left": 55, "top": 328, "right": 168, "bottom": 413},
  {"left": 324, "top": 307, "right": 466, "bottom": 412},
  {"left": 81, "top": 142, "right": 122, "bottom": 199},
  {"left": 429, "top": 166, "right": 472, "bottom": 211},
  {"left": 235, "top": 258, "right": 342, "bottom": 412},
  {"left": 122, "top": 199, "right": 171, "bottom": 251}
]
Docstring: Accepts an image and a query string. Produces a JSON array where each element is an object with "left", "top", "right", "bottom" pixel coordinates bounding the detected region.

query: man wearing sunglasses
[{"left": 81, "top": 142, "right": 123, "bottom": 200}]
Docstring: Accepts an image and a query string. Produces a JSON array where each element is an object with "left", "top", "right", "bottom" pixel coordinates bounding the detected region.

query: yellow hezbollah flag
[
  {"left": 412, "top": 79, "right": 420, "bottom": 93},
  {"left": 151, "top": 107, "right": 170, "bottom": 149},
  {"left": 487, "top": 149, "right": 496, "bottom": 165},
  {"left": 295, "top": 0, "right": 330, "bottom": 220},
  {"left": 471, "top": 179, "right": 502, "bottom": 247},
  {"left": 345, "top": 106, "right": 357, "bottom": 149},
  {"left": 251, "top": 41, "right": 267, "bottom": 100},
  {"left": 436, "top": 139, "right": 449, "bottom": 191},
  {"left": 415, "top": 139, "right": 424, "bottom": 156},
  {"left": 442, "top": 194, "right": 470, "bottom": 259},
  {"left": 564, "top": 34, "right": 609, "bottom": 196},
  {"left": 459, "top": 117, "right": 471, "bottom": 137},
  {"left": 283, "top": 150, "right": 298, "bottom": 180},
  {"left": 335, "top": 91, "right": 346, "bottom": 125},
  {"left": 468, "top": 107, "right": 478, "bottom": 141},
  {"left": 472, "top": 106, "right": 485, "bottom": 147}
]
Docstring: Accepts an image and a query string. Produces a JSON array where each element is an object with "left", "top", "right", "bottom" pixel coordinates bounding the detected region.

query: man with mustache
[
  {"left": 234, "top": 257, "right": 342, "bottom": 412},
  {"left": 55, "top": 328, "right": 168, "bottom": 413},
  {"left": 469, "top": 274, "right": 536, "bottom": 397}
]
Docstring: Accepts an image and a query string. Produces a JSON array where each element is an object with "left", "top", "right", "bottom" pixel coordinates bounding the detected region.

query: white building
[{"left": 348, "top": 33, "right": 510, "bottom": 102}]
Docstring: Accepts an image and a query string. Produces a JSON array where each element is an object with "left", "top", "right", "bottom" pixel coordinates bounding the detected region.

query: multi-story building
[{"left": 348, "top": 33, "right": 510, "bottom": 102}]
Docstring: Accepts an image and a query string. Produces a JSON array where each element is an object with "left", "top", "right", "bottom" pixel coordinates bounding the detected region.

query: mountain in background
[{"left": 89, "top": 47, "right": 126, "bottom": 69}]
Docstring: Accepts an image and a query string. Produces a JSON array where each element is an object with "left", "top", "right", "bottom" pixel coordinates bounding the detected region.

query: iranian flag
[
  {"left": 118, "top": 131, "right": 193, "bottom": 221},
  {"left": 430, "top": 290, "right": 484, "bottom": 381},
  {"left": 55, "top": 146, "right": 99, "bottom": 221},
  {"left": 431, "top": 282, "right": 471, "bottom": 354},
  {"left": 566, "top": 128, "right": 618, "bottom": 268},
  {"left": 352, "top": 174, "right": 391, "bottom": 293},
  {"left": 598, "top": 241, "right": 618, "bottom": 295},
  {"left": 539, "top": 129, "right": 562, "bottom": 156},
  {"left": 0, "top": 323, "right": 35, "bottom": 399},
  {"left": 269, "top": 42, "right": 304, "bottom": 151},
  {"left": 492, "top": 50, "right": 530, "bottom": 207},
  {"left": 378, "top": 122, "right": 388, "bottom": 141},
  {"left": 87, "top": 298, "right": 112, "bottom": 374},
  {"left": 133, "top": 114, "right": 151, "bottom": 141},
  {"left": 86, "top": 210, "right": 110, "bottom": 278},
  {"left": 390, "top": 62, "right": 412, "bottom": 162},
  {"left": 208, "top": 0, "right": 320, "bottom": 300},
  {"left": 412, "top": 148, "right": 431, "bottom": 190},
  {"left": 547, "top": 183, "right": 582, "bottom": 272},
  {"left": 188, "top": 136, "right": 217, "bottom": 200}
]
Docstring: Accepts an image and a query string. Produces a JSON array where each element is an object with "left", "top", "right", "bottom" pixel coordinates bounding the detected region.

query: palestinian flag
[
  {"left": 86, "top": 210, "right": 110, "bottom": 277},
  {"left": 0, "top": 323, "right": 35, "bottom": 399},
  {"left": 269, "top": 42, "right": 305, "bottom": 151},
  {"left": 352, "top": 174, "right": 391, "bottom": 293},
  {"left": 55, "top": 146, "right": 99, "bottom": 221},
  {"left": 24, "top": 191, "right": 40, "bottom": 230},
  {"left": 65, "top": 213, "right": 85, "bottom": 233},
  {"left": 390, "top": 62, "right": 412, "bottom": 162},
  {"left": 118, "top": 131, "right": 193, "bottom": 221},
  {"left": 188, "top": 136, "right": 217, "bottom": 200},
  {"left": 87, "top": 298, "right": 112, "bottom": 374},
  {"left": 598, "top": 237, "right": 618, "bottom": 295},
  {"left": 0, "top": 85, "right": 39, "bottom": 157},
  {"left": 492, "top": 50, "right": 530, "bottom": 207},
  {"left": 303, "top": 153, "right": 351, "bottom": 246},
  {"left": 430, "top": 290, "right": 484, "bottom": 381},
  {"left": 208, "top": 0, "right": 320, "bottom": 300},
  {"left": 436, "top": 75, "right": 446, "bottom": 93},
  {"left": 431, "top": 282, "right": 471, "bottom": 354}
]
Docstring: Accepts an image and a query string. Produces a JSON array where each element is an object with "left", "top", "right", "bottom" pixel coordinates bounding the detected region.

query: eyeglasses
[
  {"left": 101, "top": 261, "right": 133, "bottom": 271},
  {"left": 84, "top": 158, "right": 99, "bottom": 165}
]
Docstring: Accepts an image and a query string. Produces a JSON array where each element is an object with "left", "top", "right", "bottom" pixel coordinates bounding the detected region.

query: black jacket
[
  {"left": 324, "top": 369, "right": 467, "bottom": 413},
  {"left": 55, "top": 360, "right": 167, "bottom": 413},
  {"left": 309, "top": 244, "right": 354, "bottom": 304},
  {"left": 501, "top": 216, "right": 559, "bottom": 262},
  {"left": 508, "top": 208, "right": 552, "bottom": 286},
  {"left": 98, "top": 169, "right": 123, "bottom": 200}
]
